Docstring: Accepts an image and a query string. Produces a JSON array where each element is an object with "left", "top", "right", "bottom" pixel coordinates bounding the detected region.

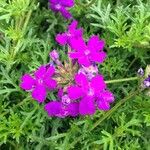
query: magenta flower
[
  {"left": 96, "top": 90, "right": 115, "bottom": 111},
  {"left": 20, "top": 65, "right": 57, "bottom": 103},
  {"left": 49, "top": 50, "right": 61, "bottom": 66},
  {"left": 45, "top": 94, "right": 79, "bottom": 117},
  {"left": 49, "top": 0, "right": 74, "bottom": 19},
  {"left": 69, "top": 35, "right": 106, "bottom": 67},
  {"left": 68, "top": 73, "right": 114, "bottom": 115},
  {"left": 78, "top": 64, "right": 98, "bottom": 80},
  {"left": 49, "top": 50, "right": 59, "bottom": 61},
  {"left": 56, "top": 20, "right": 83, "bottom": 46}
]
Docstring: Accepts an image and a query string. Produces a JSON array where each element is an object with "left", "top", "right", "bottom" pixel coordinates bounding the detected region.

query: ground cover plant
[{"left": 0, "top": 0, "right": 150, "bottom": 149}]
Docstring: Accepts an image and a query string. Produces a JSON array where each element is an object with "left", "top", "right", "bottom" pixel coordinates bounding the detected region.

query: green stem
[
  {"left": 127, "top": 58, "right": 137, "bottom": 71},
  {"left": 76, "top": 0, "right": 97, "bottom": 8},
  {"left": 14, "top": 9, "right": 32, "bottom": 56},
  {"left": 22, "top": 9, "right": 32, "bottom": 33},
  {"left": 90, "top": 89, "right": 141, "bottom": 131},
  {"left": 105, "top": 77, "right": 138, "bottom": 84}
]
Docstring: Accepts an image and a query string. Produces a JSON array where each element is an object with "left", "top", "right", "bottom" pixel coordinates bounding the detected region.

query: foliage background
[{"left": 0, "top": 0, "right": 150, "bottom": 149}]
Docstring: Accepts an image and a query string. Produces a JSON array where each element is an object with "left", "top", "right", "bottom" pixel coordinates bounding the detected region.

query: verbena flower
[
  {"left": 78, "top": 64, "right": 98, "bottom": 80},
  {"left": 137, "top": 68, "right": 144, "bottom": 76},
  {"left": 49, "top": 50, "right": 59, "bottom": 61},
  {"left": 20, "top": 65, "right": 57, "bottom": 103},
  {"left": 20, "top": 21, "right": 115, "bottom": 118},
  {"left": 68, "top": 73, "right": 114, "bottom": 115},
  {"left": 143, "top": 75, "right": 150, "bottom": 88},
  {"left": 69, "top": 35, "right": 106, "bottom": 67},
  {"left": 45, "top": 94, "right": 79, "bottom": 117},
  {"left": 49, "top": 50, "right": 61, "bottom": 65},
  {"left": 49, "top": 0, "right": 74, "bottom": 19},
  {"left": 56, "top": 20, "right": 83, "bottom": 46}
]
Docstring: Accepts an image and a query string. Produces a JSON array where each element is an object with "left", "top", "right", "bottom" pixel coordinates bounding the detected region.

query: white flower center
[
  {"left": 145, "top": 81, "right": 150, "bottom": 87},
  {"left": 55, "top": 4, "right": 61, "bottom": 10},
  {"left": 62, "top": 95, "right": 71, "bottom": 105},
  {"left": 88, "top": 88, "right": 94, "bottom": 96},
  {"left": 38, "top": 79, "right": 43, "bottom": 84},
  {"left": 84, "top": 49, "right": 90, "bottom": 55},
  {"left": 67, "top": 32, "right": 72, "bottom": 37}
]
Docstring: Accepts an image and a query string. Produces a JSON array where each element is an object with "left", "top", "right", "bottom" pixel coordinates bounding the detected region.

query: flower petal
[
  {"left": 58, "top": 88, "right": 63, "bottom": 99},
  {"left": 60, "top": 0, "right": 74, "bottom": 7},
  {"left": 78, "top": 56, "right": 91, "bottom": 67},
  {"left": 32, "top": 85, "right": 47, "bottom": 103},
  {"left": 100, "top": 90, "right": 115, "bottom": 102},
  {"left": 79, "top": 96, "right": 95, "bottom": 115},
  {"left": 69, "top": 37, "right": 86, "bottom": 52},
  {"left": 45, "top": 101, "right": 61, "bottom": 116},
  {"left": 49, "top": 3, "right": 58, "bottom": 12},
  {"left": 91, "top": 75, "right": 106, "bottom": 92},
  {"left": 87, "top": 35, "right": 105, "bottom": 52},
  {"left": 90, "top": 52, "right": 106, "bottom": 63},
  {"left": 67, "top": 102, "right": 79, "bottom": 117},
  {"left": 49, "top": 0, "right": 59, "bottom": 4},
  {"left": 45, "top": 66, "right": 55, "bottom": 77},
  {"left": 73, "top": 28, "right": 83, "bottom": 37},
  {"left": 97, "top": 100, "right": 110, "bottom": 111},
  {"left": 20, "top": 74, "right": 35, "bottom": 90},
  {"left": 44, "top": 78, "right": 57, "bottom": 89},
  {"left": 69, "top": 52, "right": 82, "bottom": 59},
  {"left": 34, "top": 66, "right": 46, "bottom": 79},
  {"left": 68, "top": 20, "right": 78, "bottom": 33},
  {"left": 75, "top": 73, "right": 88, "bottom": 87},
  {"left": 56, "top": 33, "right": 68, "bottom": 45},
  {"left": 60, "top": 7, "right": 72, "bottom": 19},
  {"left": 68, "top": 86, "right": 83, "bottom": 100}
]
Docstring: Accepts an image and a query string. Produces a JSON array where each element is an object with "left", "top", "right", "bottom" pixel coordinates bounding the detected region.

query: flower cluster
[
  {"left": 20, "top": 20, "right": 115, "bottom": 117},
  {"left": 49, "top": 0, "right": 74, "bottom": 19},
  {"left": 20, "top": 65, "right": 56, "bottom": 102},
  {"left": 138, "top": 67, "right": 150, "bottom": 88}
]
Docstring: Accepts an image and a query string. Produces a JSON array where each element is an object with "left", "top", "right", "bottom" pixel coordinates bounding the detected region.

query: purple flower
[
  {"left": 45, "top": 90, "right": 79, "bottom": 118},
  {"left": 78, "top": 65, "right": 98, "bottom": 80},
  {"left": 97, "top": 90, "right": 115, "bottom": 111},
  {"left": 49, "top": 50, "right": 61, "bottom": 66},
  {"left": 56, "top": 20, "right": 83, "bottom": 46},
  {"left": 61, "top": 94, "right": 71, "bottom": 105},
  {"left": 68, "top": 73, "right": 106, "bottom": 100},
  {"left": 137, "top": 68, "right": 144, "bottom": 76},
  {"left": 69, "top": 35, "right": 106, "bottom": 67},
  {"left": 20, "top": 65, "right": 57, "bottom": 103},
  {"left": 45, "top": 101, "right": 62, "bottom": 116},
  {"left": 67, "top": 73, "right": 114, "bottom": 115},
  {"left": 44, "top": 94, "right": 79, "bottom": 118},
  {"left": 49, "top": 50, "right": 59, "bottom": 61},
  {"left": 49, "top": 0, "right": 74, "bottom": 19},
  {"left": 143, "top": 75, "right": 150, "bottom": 88}
]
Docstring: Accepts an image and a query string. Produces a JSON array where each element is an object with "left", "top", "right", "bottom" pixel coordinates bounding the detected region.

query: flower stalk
[
  {"left": 105, "top": 77, "right": 139, "bottom": 84},
  {"left": 90, "top": 89, "right": 141, "bottom": 131}
]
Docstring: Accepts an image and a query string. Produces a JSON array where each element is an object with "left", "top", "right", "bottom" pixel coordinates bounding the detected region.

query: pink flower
[
  {"left": 78, "top": 64, "right": 99, "bottom": 80},
  {"left": 49, "top": 0, "right": 74, "bottom": 19},
  {"left": 20, "top": 65, "right": 57, "bottom": 103},
  {"left": 49, "top": 50, "right": 59, "bottom": 61},
  {"left": 69, "top": 35, "right": 106, "bottom": 67},
  {"left": 68, "top": 73, "right": 114, "bottom": 115},
  {"left": 56, "top": 20, "right": 83, "bottom": 46},
  {"left": 44, "top": 94, "right": 79, "bottom": 117}
]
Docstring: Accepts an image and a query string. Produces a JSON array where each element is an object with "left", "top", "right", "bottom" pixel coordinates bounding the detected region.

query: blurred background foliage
[{"left": 0, "top": 0, "right": 150, "bottom": 149}]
